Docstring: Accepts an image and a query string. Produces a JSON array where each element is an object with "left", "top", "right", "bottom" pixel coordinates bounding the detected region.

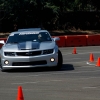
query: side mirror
[
  {"left": 52, "top": 37, "right": 60, "bottom": 42},
  {"left": 0, "top": 40, "right": 5, "bottom": 44}
]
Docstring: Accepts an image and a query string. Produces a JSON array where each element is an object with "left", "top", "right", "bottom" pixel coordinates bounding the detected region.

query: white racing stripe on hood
[
  {"left": 18, "top": 41, "right": 40, "bottom": 50},
  {"left": 26, "top": 41, "right": 32, "bottom": 49}
]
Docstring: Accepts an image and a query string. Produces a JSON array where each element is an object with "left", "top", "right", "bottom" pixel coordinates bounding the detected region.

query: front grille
[
  {"left": 16, "top": 51, "right": 42, "bottom": 56},
  {"left": 12, "top": 60, "right": 47, "bottom": 66}
]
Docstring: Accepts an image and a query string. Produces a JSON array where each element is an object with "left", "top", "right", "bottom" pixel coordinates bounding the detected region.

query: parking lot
[{"left": 0, "top": 46, "right": 100, "bottom": 100}]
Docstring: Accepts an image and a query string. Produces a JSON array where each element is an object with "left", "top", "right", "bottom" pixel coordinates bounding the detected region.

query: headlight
[
  {"left": 43, "top": 49, "right": 53, "bottom": 54},
  {"left": 50, "top": 58, "right": 55, "bottom": 62},
  {"left": 4, "top": 60, "right": 9, "bottom": 65},
  {"left": 4, "top": 52, "right": 16, "bottom": 56}
]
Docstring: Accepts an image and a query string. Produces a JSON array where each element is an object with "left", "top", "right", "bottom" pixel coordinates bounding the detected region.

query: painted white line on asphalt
[
  {"left": 14, "top": 70, "right": 100, "bottom": 78},
  {"left": 83, "top": 87, "right": 97, "bottom": 89},
  {"left": 0, "top": 88, "right": 17, "bottom": 91},
  {"left": 77, "top": 77, "right": 100, "bottom": 80},
  {"left": 86, "top": 62, "right": 96, "bottom": 65},
  {"left": 63, "top": 51, "right": 100, "bottom": 55},
  {"left": 63, "top": 58, "right": 82, "bottom": 60},
  {"left": 12, "top": 76, "right": 100, "bottom": 85},
  {"left": 63, "top": 61, "right": 87, "bottom": 64},
  {"left": 11, "top": 80, "right": 62, "bottom": 85}
]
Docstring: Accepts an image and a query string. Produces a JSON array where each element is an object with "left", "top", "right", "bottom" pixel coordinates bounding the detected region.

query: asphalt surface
[{"left": 0, "top": 46, "right": 100, "bottom": 100}]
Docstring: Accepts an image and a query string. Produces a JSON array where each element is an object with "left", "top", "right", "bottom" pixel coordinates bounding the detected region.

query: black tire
[
  {"left": 55, "top": 49, "right": 63, "bottom": 70},
  {"left": 0, "top": 65, "right": 4, "bottom": 72},
  {"left": 0, "top": 64, "right": 6, "bottom": 72}
]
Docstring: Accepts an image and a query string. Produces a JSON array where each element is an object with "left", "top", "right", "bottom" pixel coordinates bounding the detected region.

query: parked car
[{"left": 0, "top": 28, "right": 63, "bottom": 71}]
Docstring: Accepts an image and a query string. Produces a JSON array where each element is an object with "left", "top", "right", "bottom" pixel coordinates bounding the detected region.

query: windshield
[{"left": 6, "top": 32, "right": 52, "bottom": 43}]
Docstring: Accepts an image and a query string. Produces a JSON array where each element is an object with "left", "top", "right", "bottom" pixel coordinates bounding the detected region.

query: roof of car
[
  {"left": 10, "top": 28, "right": 49, "bottom": 35},
  {"left": 18, "top": 28, "right": 41, "bottom": 31}
]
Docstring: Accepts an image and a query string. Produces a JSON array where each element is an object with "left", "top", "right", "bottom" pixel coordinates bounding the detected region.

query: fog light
[
  {"left": 4, "top": 60, "right": 9, "bottom": 65},
  {"left": 50, "top": 58, "right": 55, "bottom": 62}
]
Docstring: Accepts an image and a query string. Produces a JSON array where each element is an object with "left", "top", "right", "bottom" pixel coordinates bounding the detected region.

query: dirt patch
[
  {"left": 0, "top": 33, "right": 9, "bottom": 38},
  {"left": 50, "top": 29, "right": 100, "bottom": 36},
  {"left": 0, "top": 30, "right": 100, "bottom": 38}
]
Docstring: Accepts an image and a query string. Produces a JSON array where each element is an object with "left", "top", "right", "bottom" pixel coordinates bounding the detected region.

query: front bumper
[{"left": 1, "top": 53, "right": 58, "bottom": 69}]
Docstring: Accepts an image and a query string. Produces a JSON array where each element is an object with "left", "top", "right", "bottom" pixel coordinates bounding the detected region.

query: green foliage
[{"left": 0, "top": 0, "right": 100, "bottom": 31}]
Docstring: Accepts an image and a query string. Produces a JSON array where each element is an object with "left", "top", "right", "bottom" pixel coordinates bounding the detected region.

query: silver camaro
[{"left": 0, "top": 28, "right": 63, "bottom": 71}]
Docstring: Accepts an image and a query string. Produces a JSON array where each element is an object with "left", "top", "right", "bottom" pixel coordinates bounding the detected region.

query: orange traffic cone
[
  {"left": 72, "top": 47, "right": 77, "bottom": 54},
  {"left": 16, "top": 86, "right": 24, "bottom": 100},
  {"left": 89, "top": 53, "right": 94, "bottom": 62},
  {"left": 96, "top": 57, "right": 100, "bottom": 67}
]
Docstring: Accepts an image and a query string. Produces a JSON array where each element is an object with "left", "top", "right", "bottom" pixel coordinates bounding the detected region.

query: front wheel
[
  {"left": 55, "top": 50, "right": 63, "bottom": 70},
  {"left": 0, "top": 66, "right": 4, "bottom": 72},
  {"left": 0, "top": 64, "right": 6, "bottom": 72}
]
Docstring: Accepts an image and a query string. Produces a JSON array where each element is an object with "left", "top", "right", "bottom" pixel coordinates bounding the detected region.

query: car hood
[{"left": 3, "top": 41, "right": 55, "bottom": 51}]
